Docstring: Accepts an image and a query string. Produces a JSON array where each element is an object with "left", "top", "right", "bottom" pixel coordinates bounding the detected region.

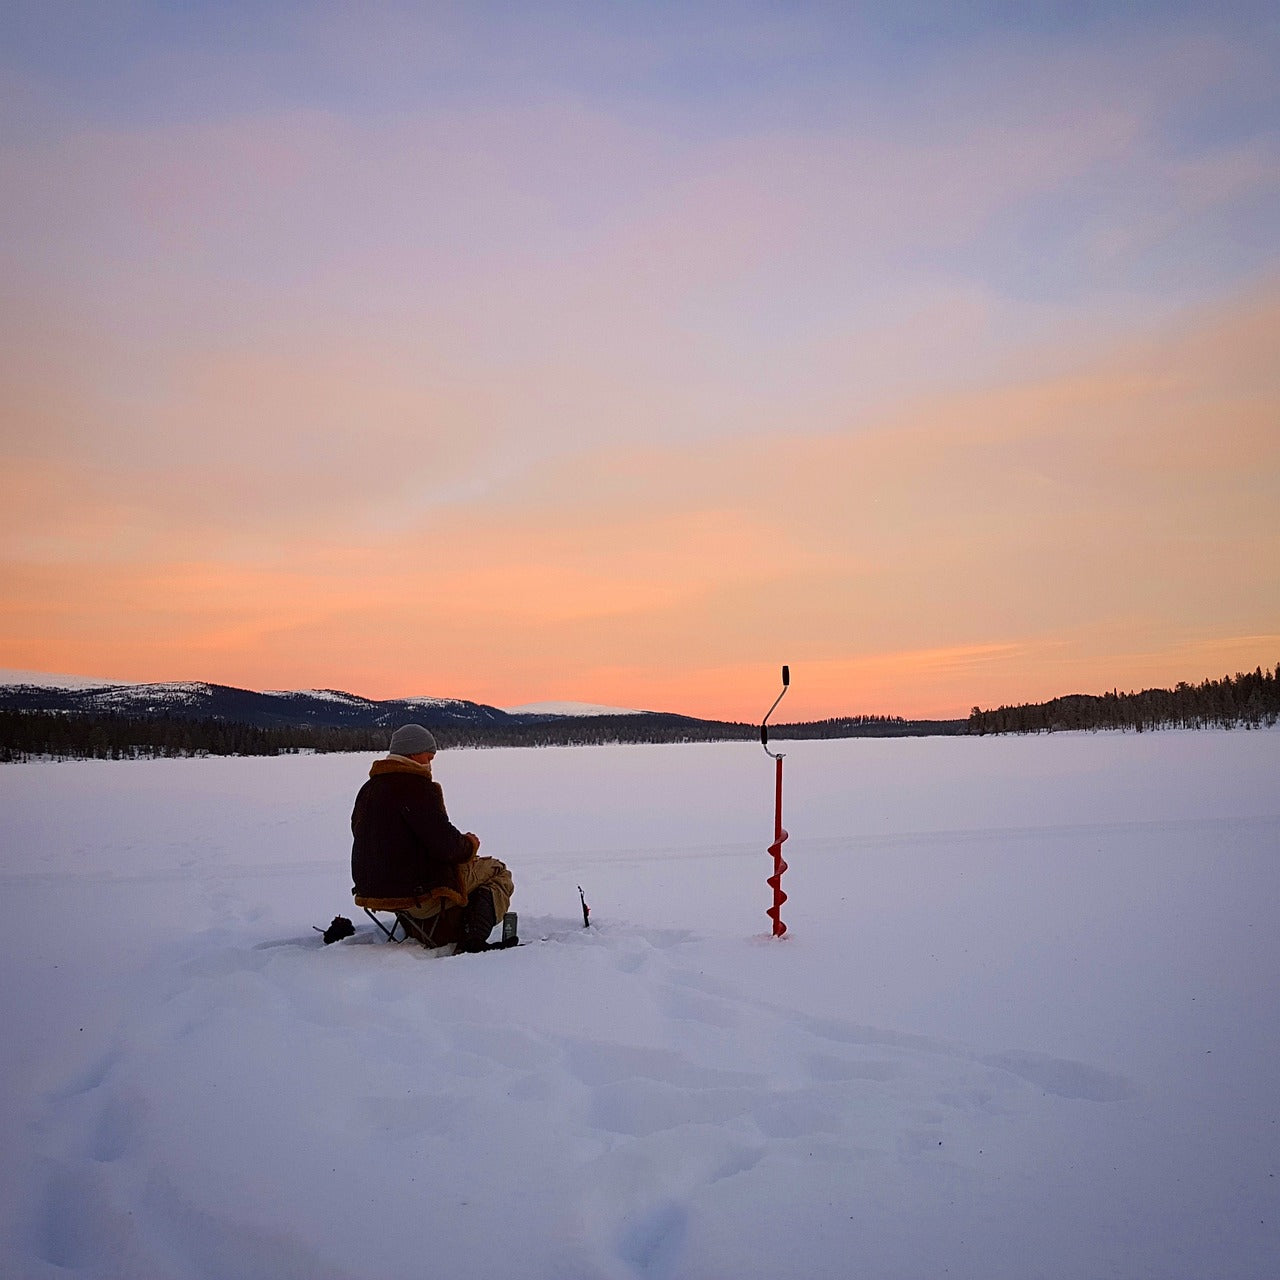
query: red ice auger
[{"left": 760, "top": 665, "right": 790, "bottom": 938}]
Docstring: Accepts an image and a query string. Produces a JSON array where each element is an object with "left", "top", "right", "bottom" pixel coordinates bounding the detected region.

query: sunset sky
[{"left": 2, "top": 2, "right": 1277, "bottom": 720}]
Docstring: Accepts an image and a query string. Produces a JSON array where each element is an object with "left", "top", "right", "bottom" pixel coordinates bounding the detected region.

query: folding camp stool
[{"left": 353, "top": 890, "right": 466, "bottom": 948}]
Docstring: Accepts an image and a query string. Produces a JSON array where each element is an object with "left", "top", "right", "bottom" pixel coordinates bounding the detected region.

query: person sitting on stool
[{"left": 351, "top": 723, "right": 514, "bottom": 951}]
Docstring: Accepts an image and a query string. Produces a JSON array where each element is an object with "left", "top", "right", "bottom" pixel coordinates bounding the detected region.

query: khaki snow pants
[{"left": 401, "top": 856, "right": 514, "bottom": 921}]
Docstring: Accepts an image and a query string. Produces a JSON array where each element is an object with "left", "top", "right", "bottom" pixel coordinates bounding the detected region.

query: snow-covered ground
[{"left": 1, "top": 731, "right": 1277, "bottom": 1279}]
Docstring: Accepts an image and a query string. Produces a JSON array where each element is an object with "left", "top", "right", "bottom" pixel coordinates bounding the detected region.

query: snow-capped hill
[
  {"left": 0, "top": 671, "right": 644, "bottom": 727},
  {"left": 0, "top": 677, "right": 228, "bottom": 716},
  {"left": 504, "top": 700, "right": 643, "bottom": 717},
  {"left": 0, "top": 673, "right": 520, "bottom": 732},
  {"left": 0, "top": 671, "right": 684, "bottom": 736},
  {"left": 263, "top": 688, "right": 371, "bottom": 707},
  {"left": 91, "top": 681, "right": 218, "bottom": 707}
]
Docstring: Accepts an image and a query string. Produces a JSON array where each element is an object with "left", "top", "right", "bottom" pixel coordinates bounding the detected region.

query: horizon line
[{"left": 4, "top": 659, "right": 1276, "bottom": 725}]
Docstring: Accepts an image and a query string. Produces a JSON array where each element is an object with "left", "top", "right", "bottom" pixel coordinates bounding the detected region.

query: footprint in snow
[{"left": 981, "top": 1049, "right": 1136, "bottom": 1102}]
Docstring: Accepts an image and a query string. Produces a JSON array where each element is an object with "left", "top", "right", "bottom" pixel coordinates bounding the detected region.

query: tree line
[
  {"left": 774, "top": 714, "right": 965, "bottom": 739},
  {"left": 968, "top": 665, "right": 1280, "bottom": 735},
  {"left": 0, "top": 712, "right": 387, "bottom": 762},
  {"left": 1, "top": 708, "right": 961, "bottom": 762},
  {"left": 431, "top": 713, "right": 964, "bottom": 748}
]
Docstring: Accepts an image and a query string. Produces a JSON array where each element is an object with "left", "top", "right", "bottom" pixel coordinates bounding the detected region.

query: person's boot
[{"left": 455, "top": 887, "right": 498, "bottom": 953}]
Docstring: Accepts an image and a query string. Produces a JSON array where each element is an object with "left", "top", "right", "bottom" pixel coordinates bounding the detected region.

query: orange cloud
[{"left": 2, "top": 271, "right": 1277, "bottom": 718}]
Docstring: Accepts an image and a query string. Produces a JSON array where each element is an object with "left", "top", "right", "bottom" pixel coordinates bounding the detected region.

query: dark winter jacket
[{"left": 351, "top": 756, "right": 475, "bottom": 899}]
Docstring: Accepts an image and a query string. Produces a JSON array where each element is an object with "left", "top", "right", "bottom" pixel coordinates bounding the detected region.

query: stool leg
[
  {"left": 363, "top": 908, "right": 399, "bottom": 942},
  {"left": 396, "top": 912, "right": 444, "bottom": 948}
]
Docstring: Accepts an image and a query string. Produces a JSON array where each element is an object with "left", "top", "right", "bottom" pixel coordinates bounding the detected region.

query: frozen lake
[{"left": 1, "top": 730, "right": 1277, "bottom": 1278}]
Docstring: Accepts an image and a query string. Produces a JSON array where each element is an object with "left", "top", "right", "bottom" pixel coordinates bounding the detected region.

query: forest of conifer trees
[
  {"left": 968, "top": 665, "right": 1280, "bottom": 734},
  {"left": 0, "top": 713, "right": 387, "bottom": 763},
  {"left": 0, "top": 708, "right": 968, "bottom": 761}
]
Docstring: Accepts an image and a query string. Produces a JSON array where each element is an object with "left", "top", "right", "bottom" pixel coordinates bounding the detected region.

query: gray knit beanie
[{"left": 388, "top": 723, "right": 438, "bottom": 756}]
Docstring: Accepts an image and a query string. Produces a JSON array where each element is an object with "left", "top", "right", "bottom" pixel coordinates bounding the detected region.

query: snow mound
[{"left": 0, "top": 668, "right": 124, "bottom": 690}]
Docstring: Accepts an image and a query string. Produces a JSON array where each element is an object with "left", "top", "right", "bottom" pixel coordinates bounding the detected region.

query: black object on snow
[
  {"left": 318, "top": 915, "right": 355, "bottom": 944},
  {"left": 455, "top": 886, "right": 498, "bottom": 953},
  {"left": 452, "top": 936, "right": 521, "bottom": 954}
]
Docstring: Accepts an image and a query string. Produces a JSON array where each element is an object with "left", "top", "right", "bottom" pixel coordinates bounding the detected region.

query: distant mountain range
[
  {"left": 0, "top": 673, "right": 666, "bottom": 732},
  {"left": 0, "top": 671, "right": 966, "bottom": 747}
]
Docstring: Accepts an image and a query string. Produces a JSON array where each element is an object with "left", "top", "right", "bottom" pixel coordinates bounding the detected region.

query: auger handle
[{"left": 761, "top": 664, "right": 790, "bottom": 757}]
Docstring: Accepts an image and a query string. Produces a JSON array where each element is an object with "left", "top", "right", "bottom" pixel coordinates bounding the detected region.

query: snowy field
[{"left": 1, "top": 731, "right": 1277, "bottom": 1279}]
